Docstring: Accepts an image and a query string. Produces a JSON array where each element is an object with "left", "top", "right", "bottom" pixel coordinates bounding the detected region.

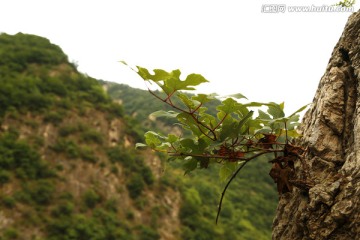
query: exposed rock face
[{"left": 272, "top": 11, "right": 360, "bottom": 240}]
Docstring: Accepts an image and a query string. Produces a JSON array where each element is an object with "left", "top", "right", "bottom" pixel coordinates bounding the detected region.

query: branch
[
  {"left": 216, "top": 161, "right": 248, "bottom": 224},
  {"left": 212, "top": 113, "right": 228, "bottom": 131},
  {"left": 191, "top": 102, "right": 203, "bottom": 114},
  {"left": 168, "top": 149, "right": 283, "bottom": 161},
  {"left": 215, "top": 150, "right": 276, "bottom": 224}
]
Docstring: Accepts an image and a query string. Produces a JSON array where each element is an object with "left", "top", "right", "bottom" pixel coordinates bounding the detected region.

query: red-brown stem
[{"left": 212, "top": 113, "right": 228, "bottom": 131}]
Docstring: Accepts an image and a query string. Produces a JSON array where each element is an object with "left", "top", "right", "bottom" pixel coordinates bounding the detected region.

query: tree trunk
[{"left": 272, "top": 11, "right": 360, "bottom": 240}]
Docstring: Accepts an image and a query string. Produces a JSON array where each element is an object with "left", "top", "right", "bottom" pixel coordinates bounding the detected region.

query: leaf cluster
[{"left": 130, "top": 64, "right": 308, "bottom": 222}]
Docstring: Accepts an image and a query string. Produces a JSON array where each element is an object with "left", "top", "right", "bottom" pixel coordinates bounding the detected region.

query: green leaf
[
  {"left": 287, "top": 129, "right": 302, "bottom": 138},
  {"left": 254, "top": 126, "right": 272, "bottom": 135},
  {"left": 192, "top": 94, "right": 216, "bottom": 104},
  {"left": 198, "top": 112, "right": 217, "bottom": 129},
  {"left": 217, "top": 98, "right": 240, "bottom": 114},
  {"left": 177, "top": 112, "right": 202, "bottom": 137},
  {"left": 219, "top": 119, "right": 237, "bottom": 141},
  {"left": 219, "top": 162, "right": 237, "bottom": 182},
  {"left": 183, "top": 157, "right": 198, "bottom": 174},
  {"left": 243, "top": 102, "right": 267, "bottom": 107},
  {"left": 267, "top": 103, "right": 285, "bottom": 119},
  {"left": 165, "top": 72, "right": 208, "bottom": 93},
  {"left": 183, "top": 74, "right": 209, "bottom": 88},
  {"left": 135, "top": 143, "right": 148, "bottom": 149},
  {"left": 258, "top": 110, "right": 271, "bottom": 120},
  {"left": 154, "top": 69, "right": 177, "bottom": 81},
  {"left": 279, "top": 102, "right": 285, "bottom": 110},
  {"left": 166, "top": 134, "right": 179, "bottom": 143},
  {"left": 136, "top": 66, "right": 153, "bottom": 81},
  {"left": 180, "top": 138, "right": 208, "bottom": 154},
  {"left": 177, "top": 92, "right": 198, "bottom": 109},
  {"left": 223, "top": 93, "right": 248, "bottom": 100},
  {"left": 288, "top": 104, "right": 310, "bottom": 118},
  {"left": 235, "top": 110, "right": 254, "bottom": 133},
  {"left": 144, "top": 131, "right": 164, "bottom": 148},
  {"left": 150, "top": 110, "right": 178, "bottom": 118},
  {"left": 217, "top": 111, "right": 227, "bottom": 121}
]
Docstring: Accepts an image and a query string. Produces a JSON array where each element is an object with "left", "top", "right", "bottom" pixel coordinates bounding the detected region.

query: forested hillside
[{"left": 0, "top": 33, "right": 278, "bottom": 240}]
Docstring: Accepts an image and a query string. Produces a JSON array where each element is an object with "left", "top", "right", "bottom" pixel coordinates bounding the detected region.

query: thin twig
[
  {"left": 212, "top": 113, "right": 228, "bottom": 131},
  {"left": 216, "top": 161, "right": 248, "bottom": 224},
  {"left": 191, "top": 102, "right": 203, "bottom": 114},
  {"left": 215, "top": 150, "right": 275, "bottom": 224}
]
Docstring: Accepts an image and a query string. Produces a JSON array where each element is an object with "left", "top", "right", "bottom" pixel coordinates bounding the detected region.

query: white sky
[{"left": 0, "top": 0, "right": 358, "bottom": 114}]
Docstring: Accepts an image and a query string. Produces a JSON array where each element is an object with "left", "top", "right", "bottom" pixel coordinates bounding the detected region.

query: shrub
[
  {"left": 28, "top": 180, "right": 55, "bottom": 205},
  {"left": 136, "top": 225, "right": 160, "bottom": 240},
  {"left": 51, "top": 201, "right": 74, "bottom": 217},
  {"left": 126, "top": 174, "right": 145, "bottom": 199},
  {"left": 80, "top": 146, "right": 98, "bottom": 163},
  {"left": 80, "top": 129, "right": 103, "bottom": 145},
  {"left": 1, "top": 196, "right": 16, "bottom": 208},
  {"left": 43, "top": 111, "right": 63, "bottom": 125},
  {"left": 3, "top": 227, "right": 19, "bottom": 239},
  {"left": 106, "top": 146, "right": 137, "bottom": 171},
  {"left": 104, "top": 198, "right": 118, "bottom": 213},
  {"left": 51, "top": 139, "right": 79, "bottom": 158},
  {"left": 141, "top": 167, "right": 154, "bottom": 186},
  {"left": 82, "top": 189, "right": 101, "bottom": 209},
  {"left": 0, "top": 170, "right": 11, "bottom": 184},
  {"left": 0, "top": 133, "right": 54, "bottom": 179},
  {"left": 58, "top": 125, "right": 78, "bottom": 137}
]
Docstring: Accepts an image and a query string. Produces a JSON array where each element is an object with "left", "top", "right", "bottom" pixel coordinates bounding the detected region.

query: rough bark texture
[{"left": 272, "top": 11, "right": 360, "bottom": 240}]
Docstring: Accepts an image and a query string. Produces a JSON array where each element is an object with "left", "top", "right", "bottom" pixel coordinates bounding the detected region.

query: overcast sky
[{"left": 1, "top": 0, "right": 358, "bottom": 114}]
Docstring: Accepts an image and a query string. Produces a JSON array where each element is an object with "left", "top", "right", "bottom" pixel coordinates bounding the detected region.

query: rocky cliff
[{"left": 272, "top": 11, "right": 360, "bottom": 240}]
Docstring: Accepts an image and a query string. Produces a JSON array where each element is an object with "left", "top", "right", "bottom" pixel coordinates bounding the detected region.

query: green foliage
[
  {"left": 0, "top": 131, "right": 55, "bottom": 180},
  {"left": 43, "top": 111, "right": 64, "bottom": 125},
  {"left": 127, "top": 174, "right": 146, "bottom": 199},
  {"left": 0, "top": 33, "right": 305, "bottom": 240},
  {"left": 82, "top": 189, "right": 102, "bottom": 209},
  {"left": 0, "top": 33, "right": 68, "bottom": 72},
  {"left": 2, "top": 228, "right": 19, "bottom": 240},
  {"left": 80, "top": 146, "right": 98, "bottom": 163},
  {"left": 80, "top": 129, "right": 103, "bottom": 145},
  {"left": 106, "top": 146, "right": 154, "bottom": 201},
  {"left": 104, "top": 83, "right": 220, "bottom": 133},
  {"left": 0, "top": 33, "right": 124, "bottom": 118},
  {"left": 0, "top": 170, "right": 11, "bottom": 184},
  {"left": 23, "top": 180, "right": 56, "bottom": 205},
  {"left": 334, "top": 0, "right": 355, "bottom": 7},
  {"left": 51, "top": 139, "right": 80, "bottom": 158},
  {"left": 46, "top": 211, "right": 133, "bottom": 240},
  {"left": 51, "top": 201, "right": 74, "bottom": 217},
  {"left": 135, "top": 225, "right": 160, "bottom": 240},
  {"left": 131, "top": 65, "right": 308, "bottom": 223},
  {"left": 1, "top": 196, "right": 16, "bottom": 209}
]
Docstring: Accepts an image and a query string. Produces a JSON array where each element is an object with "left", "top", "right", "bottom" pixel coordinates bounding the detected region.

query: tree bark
[{"left": 272, "top": 11, "right": 360, "bottom": 240}]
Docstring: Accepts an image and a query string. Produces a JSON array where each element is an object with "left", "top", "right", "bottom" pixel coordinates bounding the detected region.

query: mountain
[{"left": 0, "top": 32, "right": 277, "bottom": 240}]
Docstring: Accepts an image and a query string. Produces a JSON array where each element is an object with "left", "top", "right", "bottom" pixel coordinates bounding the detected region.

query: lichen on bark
[{"left": 272, "top": 11, "right": 360, "bottom": 240}]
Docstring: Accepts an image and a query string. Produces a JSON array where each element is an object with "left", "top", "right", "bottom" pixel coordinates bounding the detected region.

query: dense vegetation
[
  {"left": 0, "top": 33, "right": 123, "bottom": 118},
  {"left": 0, "top": 33, "right": 156, "bottom": 240},
  {"left": 0, "top": 33, "right": 278, "bottom": 239}
]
